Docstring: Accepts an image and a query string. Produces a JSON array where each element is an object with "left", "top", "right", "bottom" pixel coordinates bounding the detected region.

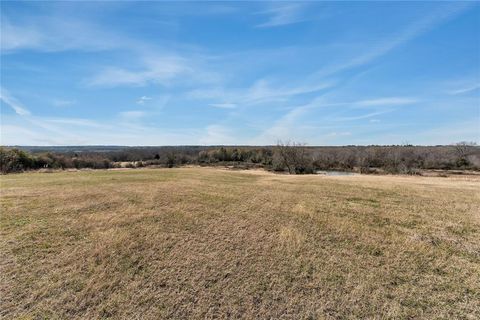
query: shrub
[{"left": 0, "top": 147, "right": 37, "bottom": 173}]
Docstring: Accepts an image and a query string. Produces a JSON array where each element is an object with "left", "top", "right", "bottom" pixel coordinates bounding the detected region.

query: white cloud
[
  {"left": 52, "top": 99, "right": 76, "bottom": 107},
  {"left": 209, "top": 103, "right": 237, "bottom": 109},
  {"left": 313, "top": 3, "right": 474, "bottom": 78},
  {"left": 0, "top": 113, "right": 203, "bottom": 146},
  {"left": 384, "top": 120, "right": 480, "bottom": 145},
  {"left": 45, "top": 118, "right": 105, "bottom": 128},
  {"left": 252, "top": 94, "right": 415, "bottom": 144},
  {"left": 332, "top": 110, "right": 392, "bottom": 122},
  {"left": 246, "top": 79, "right": 331, "bottom": 104},
  {"left": 1, "top": 15, "right": 122, "bottom": 53},
  {"left": 252, "top": 98, "right": 322, "bottom": 144},
  {"left": 0, "top": 125, "right": 43, "bottom": 145},
  {"left": 327, "top": 131, "right": 351, "bottom": 137},
  {"left": 0, "top": 19, "right": 44, "bottom": 51},
  {"left": 0, "top": 88, "right": 31, "bottom": 116},
  {"left": 89, "top": 67, "right": 148, "bottom": 87},
  {"left": 118, "top": 111, "right": 146, "bottom": 120},
  {"left": 88, "top": 55, "right": 193, "bottom": 87},
  {"left": 188, "top": 79, "right": 333, "bottom": 106},
  {"left": 137, "top": 96, "right": 152, "bottom": 104},
  {"left": 198, "top": 125, "right": 235, "bottom": 145},
  {"left": 256, "top": 4, "right": 307, "bottom": 28},
  {"left": 1, "top": 2, "right": 476, "bottom": 147},
  {"left": 449, "top": 83, "right": 480, "bottom": 95},
  {"left": 356, "top": 97, "right": 418, "bottom": 107}
]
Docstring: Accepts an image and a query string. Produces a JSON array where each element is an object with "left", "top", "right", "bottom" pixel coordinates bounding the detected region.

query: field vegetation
[
  {"left": 1, "top": 142, "right": 479, "bottom": 174},
  {"left": 1, "top": 168, "right": 479, "bottom": 319}
]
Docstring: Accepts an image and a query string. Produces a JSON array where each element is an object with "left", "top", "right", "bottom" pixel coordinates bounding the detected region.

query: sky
[{"left": 0, "top": 1, "right": 479, "bottom": 146}]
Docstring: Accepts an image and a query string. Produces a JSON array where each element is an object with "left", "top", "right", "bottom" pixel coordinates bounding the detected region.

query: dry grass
[{"left": 1, "top": 168, "right": 479, "bottom": 319}]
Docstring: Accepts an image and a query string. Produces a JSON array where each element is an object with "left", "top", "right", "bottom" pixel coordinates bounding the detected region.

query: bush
[{"left": 0, "top": 147, "right": 37, "bottom": 173}]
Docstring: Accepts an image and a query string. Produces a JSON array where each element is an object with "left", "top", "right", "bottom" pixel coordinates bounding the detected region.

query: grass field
[{"left": 1, "top": 168, "right": 479, "bottom": 319}]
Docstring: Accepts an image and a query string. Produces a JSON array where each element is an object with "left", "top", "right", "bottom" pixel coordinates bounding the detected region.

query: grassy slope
[{"left": 1, "top": 168, "right": 479, "bottom": 319}]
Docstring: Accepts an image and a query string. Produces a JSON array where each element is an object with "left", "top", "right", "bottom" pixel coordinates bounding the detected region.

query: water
[{"left": 316, "top": 170, "right": 356, "bottom": 176}]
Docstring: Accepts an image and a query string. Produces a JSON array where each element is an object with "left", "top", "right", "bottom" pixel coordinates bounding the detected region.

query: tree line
[{"left": 1, "top": 142, "right": 478, "bottom": 174}]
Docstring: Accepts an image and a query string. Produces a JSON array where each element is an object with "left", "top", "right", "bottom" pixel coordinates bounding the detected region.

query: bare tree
[
  {"left": 454, "top": 142, "right": 475, "bottom": 158},
  {"left": 453, "top": 141, "right": 478, "bottom": 167},
  {"left": 275, "top": 140, "right": 313, "bottom": 174}
]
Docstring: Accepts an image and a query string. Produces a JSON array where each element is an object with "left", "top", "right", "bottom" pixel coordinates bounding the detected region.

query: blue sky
[{"left": 1, "top": 1, "right": 479, "bottom": 146}]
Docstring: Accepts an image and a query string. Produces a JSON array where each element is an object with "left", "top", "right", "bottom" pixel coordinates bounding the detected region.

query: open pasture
[{"left": 1, "top": 168, "right": 479, "bottom": 319}]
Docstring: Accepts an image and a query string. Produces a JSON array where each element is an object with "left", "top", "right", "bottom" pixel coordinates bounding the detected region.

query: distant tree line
[
  {"left": 1, "top": 142, "right": 479, "bottom": 174},
  {"left": 0, "top": 148, "right": 113, "bottom": 174}
]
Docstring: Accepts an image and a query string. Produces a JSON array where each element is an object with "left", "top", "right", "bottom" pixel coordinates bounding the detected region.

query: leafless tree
[
  {"left": 275, "top": 140, "right": 313, "bottom": 174},
  {"left": 453, "top": 141, "right": 478, "bottom": 167},
  {"left": 454, "top": 142, "right": 476, "bottom": 159}
]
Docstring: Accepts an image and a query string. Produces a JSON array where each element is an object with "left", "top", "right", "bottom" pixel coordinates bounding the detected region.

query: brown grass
[{"left": 1, "top": 168, "right": 479, "bottom": 319}]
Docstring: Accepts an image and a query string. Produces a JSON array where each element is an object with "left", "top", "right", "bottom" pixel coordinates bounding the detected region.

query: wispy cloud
[
  {"left": 0, "top": 87, "right": 31, "bottom": 116},
  {"left": 247, "top": 79, "right": 332, "bottom": 104},
  {"left": 0, "top": 19, "right": 43, "bottom": 52},
  {"left": 252, "top": 98, "right": 323, "bottom": 144},
  {"left": 118, "top": 111, "right": 146, "bottom": 120},
  {"left": 0, "top": 113, "right": 203, "bottom": 146},
  {"left": 209, "top": 103, "right": 237, "bottom": 109},
  {"left": 394, "top": 120, "right": 480, "bottom": 145},
  {"left": 1, "top": 15, "right": 122, "bottom": 53},
  {"left": 137, "top": 96, "right": 152, "bottom": 104},
  {"left": 252, "top": 3, "right": 473, "bottom": 145},
  {"left": 327, "top": 131, "right": 351, "bottom": 137},
  {"left": 314, "top": 2, "right": 474, "bottom": 78},
  {"left": 52, "top": 99, "right": 76, "bottom": 107},
  {"left": 198, "top": 125, "right": 235, "bottom": 145},
  {"left": 256, "top": 4, "right": 308, "bottom": 28},
  {"left": 88, "top": 55, "right": 192, "bottom": 87},
  {"left": 356, "top": 97, "right": 418, "bottom": 107},
  {"left": 253, "top": 94, "right": 417, "bottom": 144},
  {"left": 332, "top": 110, "right": 392, "bottom": 122},
  {"left": 0, "top": 125, "right": 49, "bottom": 145},
  {"left": 44, "top": 118, "right": 105, "bottom": 128},
  {"left": 0, "top": 89, "right": 84, "bottom": 144},
  {"left": 189, "top": 79, "right": 333, "bottom": 106},
  {"left": 1, "top": 2, "right": 477, "bottom": 146},
  {"left": 449, "top": 83, "right": 480, "bottom": 95}
]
